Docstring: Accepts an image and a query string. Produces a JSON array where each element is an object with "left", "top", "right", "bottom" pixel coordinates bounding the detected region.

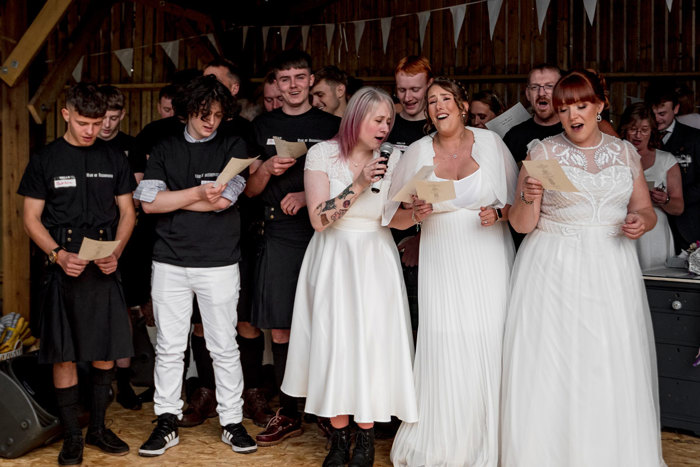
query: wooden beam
[
  {"left": 1, "top": 0, "right": 31, "bottom": 319},
  {"left": 176, "top": 17, "right": 216, "bottom": 65},
  {"left": 0, "top": 0, "right": 74, "bottom": 87},
  {"left": 127, "top": 0, "right": 213, "bottom": 29},
  {"left": 27, "top": 0, "right": 117, "bottom": 124}
]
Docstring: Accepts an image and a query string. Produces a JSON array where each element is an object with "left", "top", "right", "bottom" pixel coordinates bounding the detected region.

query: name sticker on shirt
[
  {"left": 266, "top": 138, "right": 276, "bottom": 146},
  {"left": 54, "top": 176, "right": 76, "bottom": 188},
  {"left": 85, "top": 172, "right": 114, "bottom": 179}
]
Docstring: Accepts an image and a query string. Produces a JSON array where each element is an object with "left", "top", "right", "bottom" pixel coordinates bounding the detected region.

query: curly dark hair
[
  {"left": 65, "top": 82, "right": 107, "bottom": 118},
  {"left": 174, "top": 74, "right": 235, "bottom": 121}
]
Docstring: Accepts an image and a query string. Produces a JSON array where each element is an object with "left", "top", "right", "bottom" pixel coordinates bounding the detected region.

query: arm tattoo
[{"left": 314, "top": 183, "right": 357, "bottom": 228}]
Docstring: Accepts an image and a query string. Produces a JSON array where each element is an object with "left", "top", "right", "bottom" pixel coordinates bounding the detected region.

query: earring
[{"left": 596, "top": 113, "right": 602, "bottom": 122}]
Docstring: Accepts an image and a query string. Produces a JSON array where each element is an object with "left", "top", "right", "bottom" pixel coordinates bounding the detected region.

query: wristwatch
[
  {"left": 48, "top": 246, "right": 63, "bottom": 264},
  {"left": 495, "top": 208, "right": 503, "bottom": 220}
]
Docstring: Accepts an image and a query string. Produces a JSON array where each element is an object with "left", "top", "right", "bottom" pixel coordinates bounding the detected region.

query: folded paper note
[
  {"left": 274, "top": 137, "right": 307, "bottom": 159},
  {"left": 522, "top": 159, "right": 579, "bottom": 192},
  {"left": 214, "top": 156, "right": 258, "bottom": 187},
  {"left": 78, "top": 238, "right": 121, "bottom": 261}
]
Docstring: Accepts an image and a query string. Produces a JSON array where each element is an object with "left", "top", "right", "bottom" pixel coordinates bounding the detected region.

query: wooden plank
[
  {"left": 127, "top": 0, "right": 213, "bottom": 29},
  {"left": 27, "top": 0, "right": 116, "bottom": 124},
  {"left": 0, "top": 0, "right": 73, "bottom": 87},
  {"left": 1, "top": 0, "right": 31, "bottom": 319},
  {"left": 110, "top": 2, "right": 122, "bottom": 83},
  {"left": 176, "top": 18, "right": 215, "bottom": 69}
]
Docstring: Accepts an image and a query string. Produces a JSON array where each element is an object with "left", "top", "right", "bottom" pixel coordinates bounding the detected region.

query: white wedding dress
[
  {"left": 282, "top": 140, "right": 418, "bottom": 424},
  {"left": 637, "top": 149, "right": 677, "bottom": 270},
  {"left": 386, "top": 128, "right": 517, "bottom": 467},
  {"left": 500, "top": 133, "right": 666, "bottom": 467}
]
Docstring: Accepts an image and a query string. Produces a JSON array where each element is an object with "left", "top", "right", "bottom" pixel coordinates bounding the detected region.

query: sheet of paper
[
  {"left": 214, "top": 156, "right": 258, "bottom": 187},
  {"left": 415, "top": 180, "right": 456, "bottom": 203},
  {"left": 485, "top": 102, "right": 531, "bottom": 138},
  {"left": 522, "top": 159, "right": 579, "bottom": 192},
  {"left": 391, "top": 165, "right": 435, "bottom": 203},
  {"left": 78, "top": 238, "right": 121, "bottom": 261},
  {"left": 274, "top": 136, "right": 308, "bottom": 159},
  {"left": 646, "top": 180, "right": 657, "bottom": 190}
]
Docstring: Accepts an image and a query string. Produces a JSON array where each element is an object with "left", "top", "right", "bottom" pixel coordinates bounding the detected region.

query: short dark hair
[
  {"left": 272, "top": 50, "right": 312, "bottom": 75},
  {"left": 313, "top": 66, "right": 348, "bottom": 89},
  {"left": 174, "top": 74, "right": 235, "bottom": 121},
  {"left": 470, "top": 90, "right": 504, "bottom": 116},
  {"left": 645, "top": 80, "right": 679, "bottom": 107},
  {"left": 98, "top": 85, "right": 125, "bottom": 111},
  {"left": 159, "top": 84, "right": 180, "bottom": 101},
  {"left": 204, "top": 57, "right": 241, "bottom": 84},
  {"left": 527, "top": 64, "right": 562, "bottom": 84},
  {"left": 65, "top": 82, "right": 107, "bottom": 118}
]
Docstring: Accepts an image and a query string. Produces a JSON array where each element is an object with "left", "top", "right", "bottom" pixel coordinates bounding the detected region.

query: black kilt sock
[
  {"left": 237, "top": 334, "right": 264, "bottom": 390},
  {"left": 55, "top": 385, "right": 81, "bottom": 436},
  {"left": 89, "top": 367, "right": 114, "bottom": 430},
  {"left": 272, "top": 341, "right": 298, "bottom": 419}
]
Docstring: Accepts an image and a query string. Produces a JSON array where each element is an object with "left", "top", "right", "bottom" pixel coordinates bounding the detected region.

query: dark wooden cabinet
[{"left": 645, "top": 273, "right": 700, "bottom": 435}]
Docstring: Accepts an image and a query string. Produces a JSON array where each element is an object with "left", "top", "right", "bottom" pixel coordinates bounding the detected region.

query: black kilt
[
  {"left": 250, "top": 216, "right": 313, "bottom": 329},
  {"left": 38, "top": 263, "right": 133, "bottom": 364}
]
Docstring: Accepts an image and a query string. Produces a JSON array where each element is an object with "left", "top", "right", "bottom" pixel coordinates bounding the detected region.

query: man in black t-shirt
[
  {"left": 245, "top": 50, "right": 340, "bottom": 446},
  {"left": 503, "top": 64, "right": 563, "bottom": 163},
  {"left": 135, "top": 75, "right": 257, "bottom": 457},
  {"left": 18, "top": 83, "right": 136, "bottom": 465},
  {"left": 387, "top": 55, "right": 434, "bottom": 152}
]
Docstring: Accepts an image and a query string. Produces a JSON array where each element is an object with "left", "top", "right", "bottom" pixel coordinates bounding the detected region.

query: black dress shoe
[
  {"left": 58, "top": 433, "right": 83, "bottom": 465},
  {"left": 85, "top": 427, "right": 129, "bottom": 455},
  {"left": 117, "top": 385, "right": 142, "bottom": 410}
]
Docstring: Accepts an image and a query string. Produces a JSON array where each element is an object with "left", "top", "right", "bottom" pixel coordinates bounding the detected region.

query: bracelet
[
  {"left": 520, "top": 191, "right": 534, "bottom": 205},
  {"left": 664, "top": 194, "right": 670, "bottom": 205},
  {"left": 495, "top": 208, "right": 503, "bottom": 220}
]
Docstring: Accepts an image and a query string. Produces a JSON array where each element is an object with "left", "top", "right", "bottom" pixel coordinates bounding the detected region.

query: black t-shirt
[
  {"left": 135, "top": 117, "right": 185, "bottom": 156},
  {"left": 503, "top": 118, "right": 563, "bottom": 163},
  {"left": 387, "top": 115, "right": 427, "bottom": 152},
  {"left": 104, "top": 131, "right": 147, "bottom": 175},
  {"left": 251, "top": 107, "right": 340, "bottom": 208},
  {"left": 143, "top": 132, "right": 249, "bottom": 267},
  {"left": 18, "top": 137, "right": 135, "bottom": 232}
]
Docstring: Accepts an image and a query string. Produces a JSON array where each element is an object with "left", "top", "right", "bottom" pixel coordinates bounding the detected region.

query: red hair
[
  {"left": 552, "top": 69, "right": 607, "bottom": 109},
  {"left": 394, "top": 56, "right": 433, "bottom": 79}
]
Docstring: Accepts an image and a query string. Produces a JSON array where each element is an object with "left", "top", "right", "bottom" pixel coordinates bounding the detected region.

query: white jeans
[{"left": 151, "top": 261, "right": 243, "bottom": 426}]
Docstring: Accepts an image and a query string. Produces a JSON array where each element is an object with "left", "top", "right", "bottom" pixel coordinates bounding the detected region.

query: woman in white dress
[
  {"left": 501, "top": 69, "right": 666, "bottom": 466},
  {"left": 281, "top": 87, "right": 418, "bottom": 467},
  {"left": 387, "top": 78, "right": 518, "bottom": 467},
  {"left": 619, "top": 102, "right": 684, "bottom": 270}
]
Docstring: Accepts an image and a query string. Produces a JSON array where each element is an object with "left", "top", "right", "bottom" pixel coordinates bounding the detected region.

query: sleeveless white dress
[
  {"left": 386, "top": 128, "right": 518, "bottom": 467},
  {"left": 500, "top": 133, "right": 666, "bottom": 467},
  {"left": 637, "top": 149, "right": 677, "bottom": 270},
  {"left": 281, "top": 140, "right": 418, "bottom": 424}
]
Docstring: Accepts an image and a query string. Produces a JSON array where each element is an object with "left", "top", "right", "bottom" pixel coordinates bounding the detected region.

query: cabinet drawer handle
[{"left": 672, "top": 300, "right": 683, "bottom": 310}]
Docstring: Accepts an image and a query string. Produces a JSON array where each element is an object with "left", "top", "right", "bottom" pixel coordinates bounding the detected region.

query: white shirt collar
[{"left": 184, "top": 127, "right": 217, "bottom": 143}]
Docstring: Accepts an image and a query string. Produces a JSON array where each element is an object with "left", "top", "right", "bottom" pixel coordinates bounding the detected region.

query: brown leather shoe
[
  {"left": 242, "top": 388, "right": 274, "bottom": 427},
  {"left": 179, "top": 387, "right": 217, "bottom": 427},
  {"left": 255, "top": 409, "right": 303, "bottom": 446}
]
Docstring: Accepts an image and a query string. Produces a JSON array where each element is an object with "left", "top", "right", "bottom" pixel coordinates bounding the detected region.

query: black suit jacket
[{"left": 661, "top": 121, "right": 700, "bottom": 246}]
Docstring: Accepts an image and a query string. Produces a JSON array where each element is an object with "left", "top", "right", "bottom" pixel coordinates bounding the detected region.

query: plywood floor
[{"left": 4, "top": 401, "right": 700, "bottom": 465}]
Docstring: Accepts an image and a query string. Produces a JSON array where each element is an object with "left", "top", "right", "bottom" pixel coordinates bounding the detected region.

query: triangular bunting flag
[
  {"left": 72, "top": 56, "right": 83, "bottom": 82},
  {"left": 380, "top": 17, "right": 392, "bottom": 54},
  {"left": 160, "top": 40, "right": 179, "bottom": 68},
  {"left": 583, "top": 0, "right": 597, "bottom": 25},
  {"left": 242, "top": 26, "right": 249, "bottom": 49},
  {"left": 487, "top": 0, "right": 504, "bottom": 39},
  {"left": 280, "top": 26, "right": 290, "bottom": 49},
  {"left": 449, "top": 5, "right": 466, "bottom": 47},
  {"left": 341, "top": 24, "right": 348, "bottom": 52},
  {"left": 417, "top": 11, "right": 431, "bottom": 50},
  {"left": 536, "top": 0, "right": 551, "bottom": 33},
  {"left": 666, "top": 0, "right": 673, "bottom": 11},
  {"left": 262, "top": 26, "right": 270, "bottom": 51},
  {"left": 353, "top": 21, "right": 365, "bottom": 53},
  {"left": 114, "top": 48, "right": 133, "bottom": 77},
  {"left": 206, "top": 33, "right": 219, "bottom": 53},
  {"left": 301, "top": 25, "right": 310, "bottom": 50},
  {"left": 325, "top": 24, "right": 335, "bottom": 55}
]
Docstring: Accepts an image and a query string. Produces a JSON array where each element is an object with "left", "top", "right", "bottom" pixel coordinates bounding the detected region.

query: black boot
[
  {"left": 323, "top": 426, "right": 351, "bottom": 467},
  {"left": 348, "top": 427, "right": 375, "bottom": 467}
]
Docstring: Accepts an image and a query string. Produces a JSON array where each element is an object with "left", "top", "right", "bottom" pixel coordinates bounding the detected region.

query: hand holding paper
[
  {"left": 392, "top": 166, "right": 436, "bottom": 203},
  {"left": 522, "top": 159, "right": 578, "bottom": 192},
  {"left": 274, "top": 137, "right": 308, "bottom": 159},
  {"left": 78, "top": 237, "right": 122, "bottom": 261}
]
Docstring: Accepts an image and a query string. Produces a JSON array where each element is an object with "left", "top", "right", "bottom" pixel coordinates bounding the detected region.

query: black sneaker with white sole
[
  {"left": 221, "top": 422, "right": 257, "bottom": 454},
  {"left": 138, "top": 413, "right": 179, "bottom": 457}
]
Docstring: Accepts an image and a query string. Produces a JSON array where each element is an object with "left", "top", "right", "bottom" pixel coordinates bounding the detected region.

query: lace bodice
[
  {"left": 528, "top": 133, "right": 642, "bottom": 228},
  {"left": 306, "top": 140, "right": 401, "bottom": 230}
]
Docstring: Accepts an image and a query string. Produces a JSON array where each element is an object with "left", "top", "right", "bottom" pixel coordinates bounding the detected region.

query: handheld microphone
[{"left": 371, "top": 142, "right": 394, "bottom": 193}]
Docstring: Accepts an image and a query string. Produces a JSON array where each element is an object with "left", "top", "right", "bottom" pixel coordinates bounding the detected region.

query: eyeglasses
[
  {"left": 627, "top": 127, "right": 651, "bottom": 136},
  {"left": 527, "top": 84, "right": 555, "bottom": 93}
]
